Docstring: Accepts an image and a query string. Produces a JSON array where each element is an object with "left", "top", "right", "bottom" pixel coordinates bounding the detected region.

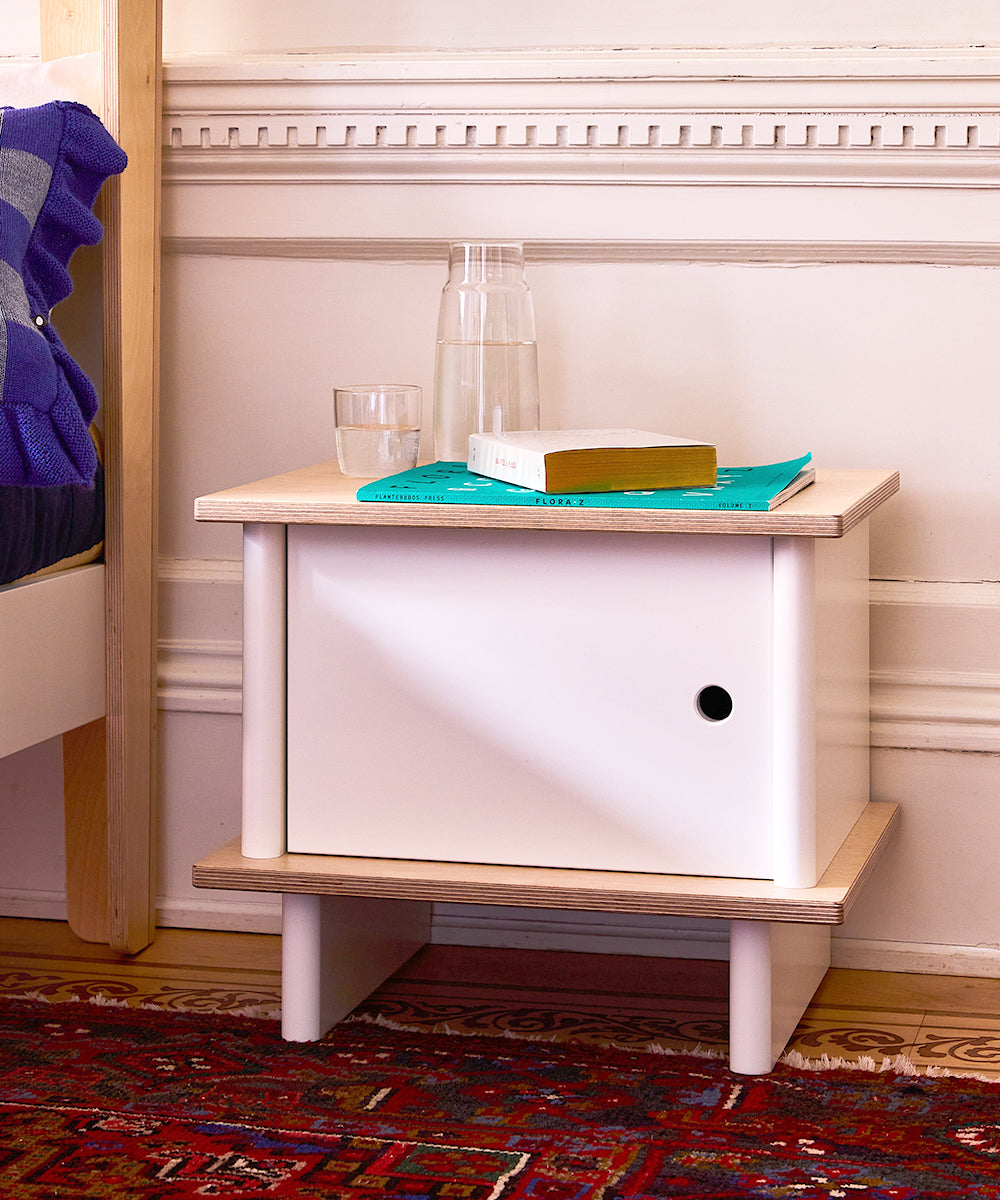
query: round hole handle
[{"left": 697, "top": 685, "right": 733, "bottom": 722}]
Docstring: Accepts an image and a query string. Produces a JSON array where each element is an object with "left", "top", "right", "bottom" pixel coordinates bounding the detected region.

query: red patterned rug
[{"left": 3, "top": 995, "right": 1000, "bottom": 1198}]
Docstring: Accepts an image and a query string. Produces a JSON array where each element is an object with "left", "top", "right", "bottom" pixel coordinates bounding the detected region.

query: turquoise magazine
[{"left": 356, "top": 454, "right": 814, "bottom": 511}]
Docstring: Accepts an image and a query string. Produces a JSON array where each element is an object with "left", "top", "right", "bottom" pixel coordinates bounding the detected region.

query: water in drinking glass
[{"left": 335, "top": 424, "right": 421, "bottom": 477}]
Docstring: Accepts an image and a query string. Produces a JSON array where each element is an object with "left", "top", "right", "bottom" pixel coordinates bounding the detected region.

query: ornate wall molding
[
  {"left": 163, "top": 118, "right": 1000, "bottom": 192},
  {"left": 162, "top": 55, "right": 1000, "bottom": 190},
  {"left": 165, "top": 111, "right": 1000, "bottom": 153}
]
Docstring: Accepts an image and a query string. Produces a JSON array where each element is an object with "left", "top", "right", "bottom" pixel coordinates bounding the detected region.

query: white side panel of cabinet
[
  {"left": 814, "top": 524, "right": 871, "bottom": 877},
  {"left": 286, "top": 525, "right": 776, "bottom": 878}
]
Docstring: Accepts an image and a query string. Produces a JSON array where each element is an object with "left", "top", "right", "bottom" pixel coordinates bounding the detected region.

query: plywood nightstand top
[{"left": 195, "top": 463, "right": 898, "bottom": 537}]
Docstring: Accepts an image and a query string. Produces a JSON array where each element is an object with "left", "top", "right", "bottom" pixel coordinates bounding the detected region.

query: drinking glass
[{"left": 334, "top": 384, "right": 422, "bottom": 478}]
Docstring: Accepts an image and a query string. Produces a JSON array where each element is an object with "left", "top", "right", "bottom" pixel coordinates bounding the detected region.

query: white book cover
[{"left": 467, "top": 428, "right": 713, "bottom": 491}]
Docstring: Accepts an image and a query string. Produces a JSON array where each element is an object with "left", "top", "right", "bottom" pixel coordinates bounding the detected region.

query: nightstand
[{"left": 194, "top": 461, "right": 899, "bottom": 1073}]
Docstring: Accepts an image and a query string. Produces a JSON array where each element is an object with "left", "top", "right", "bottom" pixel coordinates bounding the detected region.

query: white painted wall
[
  {"left": 3, "top": 2, "right": 1000, "bottom": 975},
  {"left": 0, "top": 2, "right": 40, "bottom": 59},
  {"left": 161, "top": 0, "right": 1000, "bottom": 54}
]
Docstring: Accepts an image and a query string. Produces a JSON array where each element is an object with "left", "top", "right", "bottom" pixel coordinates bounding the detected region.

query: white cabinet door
[{"left": 286, "top": 525, "right": 775, "bottom": 877}]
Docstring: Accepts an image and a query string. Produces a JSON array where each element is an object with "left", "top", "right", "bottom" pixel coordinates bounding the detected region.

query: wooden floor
[{"left": 2, "top": 917, "right": 1000, "bottom": 1078}]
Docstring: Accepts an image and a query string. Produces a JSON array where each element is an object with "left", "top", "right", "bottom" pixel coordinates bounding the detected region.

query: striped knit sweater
[{"left": 0, "top": 100, "right": 126, "bottom": 487}]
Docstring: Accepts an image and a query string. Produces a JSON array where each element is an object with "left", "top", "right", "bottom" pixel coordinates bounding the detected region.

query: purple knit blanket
[{"left": 0, "top": 101, "right": 126, "bottom": 487}]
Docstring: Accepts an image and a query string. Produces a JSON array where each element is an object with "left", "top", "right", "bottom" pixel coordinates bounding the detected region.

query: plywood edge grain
[
  {"left": 195, "top": 466, "right": 899, "bottom": 537},
  {"left": 827, "top": 798, "right": 901, "bottom": 919},
  {"left": 193, "top": 802, "right": 899, "bottom": 926},
  {"left": 837, "top": 469, "right": 901, "bottom": 536}
]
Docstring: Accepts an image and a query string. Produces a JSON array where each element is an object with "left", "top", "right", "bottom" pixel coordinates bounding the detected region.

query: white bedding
[{"left": 0, "top": 51, "right": 101, "bottom": 112}]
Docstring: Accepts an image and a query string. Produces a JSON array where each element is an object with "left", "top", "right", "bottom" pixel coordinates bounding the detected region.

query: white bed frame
[{"left": 0, "top": 0, "right": 161, "bottom": 954}]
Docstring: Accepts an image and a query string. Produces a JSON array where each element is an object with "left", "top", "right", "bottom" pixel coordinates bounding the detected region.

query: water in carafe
[{"left": 432, "top": 242, "right": 540, "bottom": 462}]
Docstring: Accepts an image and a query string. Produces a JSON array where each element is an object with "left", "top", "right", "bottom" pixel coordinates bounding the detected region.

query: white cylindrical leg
[
  {"left": 729, "top": 919, "right": 776, "bottom": 1075},
  {"left": 280, "top": 891, "right": 432, "bottom": 1043},
  {"left": 281, "top": 893, "right": 324, "bottom": 1041},
  {"left": 772, "top": 536, "right": 817, "bottom": 888},
  {"left": 729, "top": 919, "right": 831, "bottom": 1075},
  {"left": 241, "top": 522, "right": 287, "bottom": 859}
]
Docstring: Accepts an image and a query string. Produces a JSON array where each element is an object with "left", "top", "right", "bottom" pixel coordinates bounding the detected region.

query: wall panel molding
[
  {"left": 155, "top": 637, "right": 1000, "bottom": 750},
  {"left": 871, "top": 670, "right": 1000, "bottom": 752},
  {"left": 158, "top": 638, "right": 242, "bottom": 714},
  {"left": 158, "top": 560, "right": 1000, "bottom": 751},
  {"left": 163, "top": 235, "right": 1000, "bottom": 268},
  {"left": 870, "top": 577, "right": 1000, "bottom": 751},
  {"left": 158, "top": 556, "right": 243, "bottom": 714}
]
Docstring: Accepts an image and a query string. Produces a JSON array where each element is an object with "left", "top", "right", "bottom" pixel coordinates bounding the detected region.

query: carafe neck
[{"left": 449, "top": 241, "right": 526, "bottom": 284}]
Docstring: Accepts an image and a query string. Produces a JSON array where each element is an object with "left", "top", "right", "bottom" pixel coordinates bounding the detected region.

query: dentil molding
[{"left": 162, "top": 52, "right": 1000, "bottom": 189}]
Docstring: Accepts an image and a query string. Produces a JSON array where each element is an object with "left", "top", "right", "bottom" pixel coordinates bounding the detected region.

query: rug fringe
[
  {"left": 779, "top": 1047, "right": 1000, "bottom": 1084},
  {"left": 1, "top": 990, "right": 279, "bottom": 1022}
]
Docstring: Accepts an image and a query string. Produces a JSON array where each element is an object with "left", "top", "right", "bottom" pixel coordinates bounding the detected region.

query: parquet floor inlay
[{"left": 2, "top": 919, "right": 999, "bottom": 1078}]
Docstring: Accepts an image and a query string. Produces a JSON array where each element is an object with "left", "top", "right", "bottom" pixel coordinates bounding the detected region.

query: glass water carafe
[{"left": 432, "top": 241, "right": 540, "bottom": 462}]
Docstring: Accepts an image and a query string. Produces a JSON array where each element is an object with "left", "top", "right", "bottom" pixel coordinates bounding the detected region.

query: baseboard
[
  {"left": 156, "top": 895, "right": 281, "bottom": 935},
  {"left": 0, "top": 891, "right": 282, "bottom": 935},
  {"left": 830, "top": 937, "right": 1000, "bottom": 978},
  {"left": 154, "top": 897, "right": 732, "bottom": 956},
  {"left": 0, "top": 889, "right": 68, "bottom": 922}
]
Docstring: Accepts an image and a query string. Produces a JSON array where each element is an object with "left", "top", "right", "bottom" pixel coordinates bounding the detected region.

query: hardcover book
[
  {"left": 357, "top": 454, "right": 815, "bottom": 511},
  {"left": 467, "top": 428, "right": 717, "bottom": 494}
]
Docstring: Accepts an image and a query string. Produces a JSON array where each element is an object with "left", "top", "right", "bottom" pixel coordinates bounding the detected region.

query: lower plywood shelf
[{"left": 194, "top": 801, "right": 898, "bottom": 924}]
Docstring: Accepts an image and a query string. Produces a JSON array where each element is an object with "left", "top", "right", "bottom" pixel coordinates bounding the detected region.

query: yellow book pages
[{"left": 468, "top": 429, "right": 717, "bottom": 494}]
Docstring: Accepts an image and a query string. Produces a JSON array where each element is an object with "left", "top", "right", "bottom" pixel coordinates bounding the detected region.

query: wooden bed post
[{"left": 42, "top": 0, "right": 162, "bottom": 953}]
